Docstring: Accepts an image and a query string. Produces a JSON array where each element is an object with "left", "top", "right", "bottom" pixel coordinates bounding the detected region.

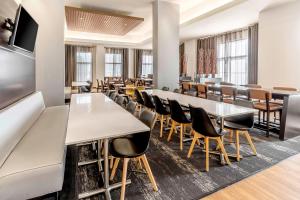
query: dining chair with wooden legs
[
  {"left": 187, "top": 105, "right": 231, "bottom": 172},
  {"left": 152, "top": 95, "right": 170, "bottom": 138},
  {"left": 167, "top": 99, "right": 191, "bottom": 150},
  {"left": 109, "top": 110, "right": 158, "bottom": 200}
]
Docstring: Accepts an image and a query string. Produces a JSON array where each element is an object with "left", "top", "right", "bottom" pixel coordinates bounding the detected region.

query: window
[
  {"left": 217, "top": 39, "right": 248, "bottom": 85},
  {"left": 105, "top": 49, "right": 123, "bottom": 77},
  {"left": 141, "top": 53, "right": 153, "bottom": 77},
  {"left": 76, "top": 51, "right": 92, "bottom": 82}
]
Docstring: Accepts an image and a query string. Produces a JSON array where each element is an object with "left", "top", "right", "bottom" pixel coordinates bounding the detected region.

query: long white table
[
  {"left": 147, "top": 89, "right": 257, "bottom": 123},
  {"left": 66, "top": 93, "right": 149, "bottom": 199}
]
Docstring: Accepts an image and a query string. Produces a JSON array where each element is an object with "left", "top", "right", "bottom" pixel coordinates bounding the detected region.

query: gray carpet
[{"left": 58, "top": 125, "right": 300, "bottom": 200}]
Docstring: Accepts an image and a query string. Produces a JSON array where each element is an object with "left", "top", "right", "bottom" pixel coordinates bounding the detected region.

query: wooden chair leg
[
  {"left": 205, "top": 137, "right": 209, "bottom": 172},
  {"left": 160, "top": 115, "right": 164, "bottom": 138},
  {"left": 141, "top": 155, "right": 158, "bottom": 191},
  {"left": 244, "top": 131, "right": 257, "bottom": 155},
  {"left": 235, "top": 130, "right": 240, "bottom": 161},
  {"left": 167, "top": 121, "right": 175, "bottom": 141},
  {"left": 187, "top": 133, "right": 198, "bottom": 158},
  {"left": 180, "top": 124, "right": 183, "bottom": 150},
  {"left": 110, "top": 158, "right": 120, "bottom": 180},
  {"left": 216, "top": 137, "right": 231, "bottom": 165},
  {"left": 120, "top": 158, "right": 130, "bottom": 200},
  {"left": 110, "top": 157, "right": 114, "bottom": 169}
]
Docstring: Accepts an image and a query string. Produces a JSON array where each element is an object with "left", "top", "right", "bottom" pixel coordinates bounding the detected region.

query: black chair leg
[{"left": 266, "top": 111, "right": 270, "bottom": 137}]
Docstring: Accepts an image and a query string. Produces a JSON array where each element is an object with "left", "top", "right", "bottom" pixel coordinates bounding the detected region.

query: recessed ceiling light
[
  {"left": 124, "top": 23, "right": 127, "bottom": 26},
  {"left": 80, "top": 17, "right": 84, "bottom": 20}
]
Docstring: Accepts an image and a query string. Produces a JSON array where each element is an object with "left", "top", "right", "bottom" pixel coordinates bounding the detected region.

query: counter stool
[
  {"left": 167, "top": 99, "right": 191, "bottom": 150},
  {"left": 187, "top": 105, "right": 231, "bottom": 172},
  {"left": 221, "top": 86, "right": 237, "bottom": 104},
  {"left": 196, "top": 84, "right": 208, "bottom": 99},
  {"left": 222, "top": 113, "right": 257, "bottom": 161},
  {"left": 109, "top": 110, "right": 158, "bottom": 200},
  {"left": 153, "top": 95, "right": 170, "bottom": 138}
]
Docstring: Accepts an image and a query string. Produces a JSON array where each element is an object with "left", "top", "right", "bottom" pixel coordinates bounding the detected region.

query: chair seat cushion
[
  {"left": 254, "top": 102, "right": 282, "bottom": 111},
  {"left": 0, "top": 105, "right": 69, "bottom": 200},
  {"left": 223, "top": 98, "right": 234, "bottom": 104},
  {"left": 110, "top": 137, "right": 146, "bottom": 158},
  {"left": 198, "top": 93, "right": 207, "bottom": 99},
  {"left": 223, "top": 121, "right": 250, "bottom": 130}
]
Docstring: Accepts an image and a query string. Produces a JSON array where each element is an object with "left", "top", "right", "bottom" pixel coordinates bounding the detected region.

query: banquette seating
[{"left": 0, "top": 92, "right": 69, "bottom": 200}]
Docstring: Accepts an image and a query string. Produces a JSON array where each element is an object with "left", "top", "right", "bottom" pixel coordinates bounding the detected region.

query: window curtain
[
  {"left": 122, "top": 48, "right": 129, "bottom": 81},
  {"left": 179, "top": 43, "right": 187, "bottom": 76},
  {"left": 134, "top": 49, "right": 143, "bottom": 78},
  {"left": 141, "top": 50, "right": 153, "bottom": 76},
  {"left": 105, "top": 48, "right": 124, "bottom": 77},
  {"left": 197, "top": 37, "right": 217, "bottom": 76},
  {"left": 65, "top": 45, "right": 95, "bottom": 86},
  {"left": 216, "top": 29, "right": 248, "bottom": 85},
  {"left": 248, "top": 23, "right": 259, "bottom": 84}
]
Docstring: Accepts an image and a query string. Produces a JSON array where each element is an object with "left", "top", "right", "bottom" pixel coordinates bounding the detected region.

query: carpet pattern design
[{"left": 59, "top": 126, "right": 300, "bottom": 200}]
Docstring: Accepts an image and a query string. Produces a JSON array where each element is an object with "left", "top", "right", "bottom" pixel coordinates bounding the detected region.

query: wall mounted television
[{"left": 9, "top": 5, "right": 38, "bottom": 53}]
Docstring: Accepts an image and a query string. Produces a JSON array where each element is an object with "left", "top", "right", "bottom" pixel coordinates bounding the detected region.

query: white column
[{"left": 152, "top": 0, "right": 180, "bottom": 90}]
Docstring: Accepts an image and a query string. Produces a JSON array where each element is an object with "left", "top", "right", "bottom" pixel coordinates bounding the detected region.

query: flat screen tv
[{"left": 9, "top": 5, "right": 38, "bottom": 53}]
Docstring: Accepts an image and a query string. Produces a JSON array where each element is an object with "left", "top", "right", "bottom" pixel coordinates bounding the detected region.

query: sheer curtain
[
  {"left": 105, "top": 48, "right": 123, "bottom": 77},
  {"left": 65, "top": 45, "right": 95, "bottom": 86},
  {"left": 141, "top": 50, "right": 153, "bottom": 77},
  {"left": 216, "top": 29, "right": 248, "bottom": 85}
]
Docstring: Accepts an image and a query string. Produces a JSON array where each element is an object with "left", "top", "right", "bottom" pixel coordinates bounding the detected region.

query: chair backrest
[
  {"left": 137, "top": 86, "right": 145, "bottom": 91},
  {"left": 189, "top": 105, "right": 221, "bottom": 137},
  {"left": 273, "top": 86, "right": 297, "bottom": 91},
  {"left": 110, "top": 92, "right": 118, "bottom": 101},
  {"left": 142, "top": 92, "right": 155, "bottom": 109},
  {"left": 126, "top": 101, "right": 137, "bottom": 115},
  {"left": 101, "top": 80, "right": 105, "bottom": 91},
  {"left": 207, "top": 93, "right": 222, "bottom": 102},
  {"left": 243, "top": 84, "right": 262, "bottom": 88},
  {"left": 196, "top": 84, "right": 207, "bottom": 93},
  {"left": 182, "top": 82, "right": 190, "bottom": 91},
  {"left": 173, "top": 88, "right": 181, "bottom": 93},
  {"left": 152, "top": 95, "right": 167, "bottom": 115},
  {"left": 221, "top": 86, "right": 237, "bottom": 99},
  {"left": 162, "top": 86, "right": 169, "bottom": 91},
  {"left": 168, "top": 99, "right": 189, "bottom": 123},
  {"left": 0, "top": 92, "right": 45, "bottom": 167},
  {"left": 249, "top": 89, "right": 271, "bottom": 101},
  {"left": 134, "top": 89, "right": 144, "bottom": 105},
  {"left": 116, "top": 95, "right": 125, "bottom": 107},
  {"left": 139, "top": 109, "right": 156, "bottom": 130},
  {"left": 96, "top": 79, "right": 100, "bottom": 87}
]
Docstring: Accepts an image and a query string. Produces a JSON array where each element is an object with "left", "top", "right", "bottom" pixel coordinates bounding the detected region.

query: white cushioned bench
[{"left": 0, "top": 92, "right": 69, "bottom": 200}]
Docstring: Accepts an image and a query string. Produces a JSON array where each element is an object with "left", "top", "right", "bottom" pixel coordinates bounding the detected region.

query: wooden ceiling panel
[{"left": 65, "top": 6, "right": 144, "bottom": 36}]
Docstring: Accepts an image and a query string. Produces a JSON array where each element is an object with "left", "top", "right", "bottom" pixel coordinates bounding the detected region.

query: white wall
[
  {"left": 258, "top": 1, "right": 300, "bottom": 89},
  {"left": 152, "top": 0, "right": 180, "bottom": 90},
  {"left": 184, "top": 39, "right": 197, "bottom": 78},
  {"left": 22, "top": 0, "right": 65, "bottom": 106},
  {"left": 95, "top": 45, "right": 105, "bottom": 83}
]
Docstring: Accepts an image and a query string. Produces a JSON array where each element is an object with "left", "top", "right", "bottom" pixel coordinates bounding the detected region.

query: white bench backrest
[{"left": 0, "top": 92, "right": 45, "bottom": 167}]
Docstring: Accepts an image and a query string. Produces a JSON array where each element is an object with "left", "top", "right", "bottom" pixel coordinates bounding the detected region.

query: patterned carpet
[{"left": 58, "top": 125, "right": 300, "bottom": 200}]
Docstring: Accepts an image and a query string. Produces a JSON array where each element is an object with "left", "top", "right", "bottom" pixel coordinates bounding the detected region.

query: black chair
[
  {"left": 115, "top": 95, "right": 126, "bottom": 107},
  {"left": 110, "top": 92, "right": 118, "bottom": 101},
  {"left": 187, "top": 105, "right": 231, "bottom": 171},
  {"left": 109, "top": 109, "right": 158, "bottom": 200},
  {"left": 79, "top": 81, "right": 93, "bottom": 93},
  {"left": 167, "top": 99, "right": 191, "bottom": 150},
  {"left": 153, "top": 95, "right": 170, "bottom": 138},
  {"left": 222, "top": 113, "right": 257, "bottom": 161},
  {"left": 173, "top": 88, "right": 181, "bottom": 93},
  {"left": 142, "top": 92, "right": 155, "bottom": 110},
  {"left": 134, "top": 89, "right": 144, "bottom": 113},
  {"left": 162, "top": 86, "right": 169, "bottom": 91},
  {"left": 126, "top": 101, "right": 137, "bottom": 115}
]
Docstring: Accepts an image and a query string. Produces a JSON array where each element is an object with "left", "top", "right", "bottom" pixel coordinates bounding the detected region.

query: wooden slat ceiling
[{"left": 65, "top": 6, "right": 144, "bottom": 36}]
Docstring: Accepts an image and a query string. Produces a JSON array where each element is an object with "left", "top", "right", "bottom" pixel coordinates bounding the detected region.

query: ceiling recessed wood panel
[{"left": 65, "top": 6, "right": 144, "bottom": 36}]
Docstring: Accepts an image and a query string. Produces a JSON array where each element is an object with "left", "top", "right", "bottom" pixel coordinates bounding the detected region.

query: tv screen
[{"left": 10, "top": 5, "right": 38, "bottom": 52}]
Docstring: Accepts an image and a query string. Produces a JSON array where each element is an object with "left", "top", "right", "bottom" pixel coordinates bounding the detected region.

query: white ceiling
[{"left": 64, "top": 0, "right": 294, "bottom": 48}]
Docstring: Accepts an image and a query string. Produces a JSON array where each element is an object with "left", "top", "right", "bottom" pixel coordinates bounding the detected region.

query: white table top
[
  {"left": 65, "top": 93, "right": 150, "bottom": 145},
  {"left": 72, "top": 81, "right": 89, "bottom": 87},
  {"left": 147, "top": 89, "right": 257, "bottom": 118}
]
